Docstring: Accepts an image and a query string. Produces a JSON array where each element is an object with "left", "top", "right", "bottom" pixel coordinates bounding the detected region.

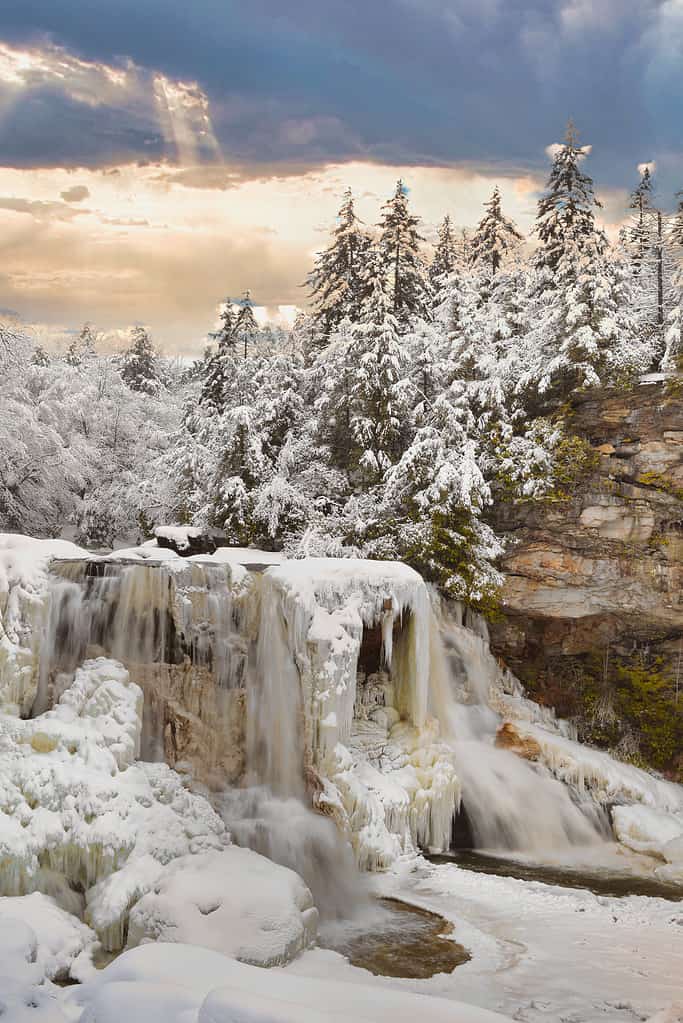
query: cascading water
[
  {"left": 430, "top": 604, "right": 610, "bottom": 857},
  {"left": 35, "top": 558, "right": 249, "bottom": 767},
  {"left": 220, "top": 573, "right": 368, "bottom": 919},
  {"left": 37, "top": 556, "right": 367, "bottom": 919}
]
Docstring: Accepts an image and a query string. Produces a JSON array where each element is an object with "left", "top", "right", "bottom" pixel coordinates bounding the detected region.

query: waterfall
[{"left": 430, "top": 605, "right": 609, "bottom": 856}]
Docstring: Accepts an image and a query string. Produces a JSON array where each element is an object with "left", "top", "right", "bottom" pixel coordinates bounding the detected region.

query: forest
[{"left": 1, "top": 124, "right": 682, "bottom": 617}]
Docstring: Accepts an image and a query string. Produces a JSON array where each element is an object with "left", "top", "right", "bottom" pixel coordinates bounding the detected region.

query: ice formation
[
  {"left": 0, "top": 654, "right": 229, "bottom": 949},
  {"left": 612, "top": 804, "right": 683, "bottom": 881},
  {"left": 0, "top": 535, "right": 89, "bottom": 714}
]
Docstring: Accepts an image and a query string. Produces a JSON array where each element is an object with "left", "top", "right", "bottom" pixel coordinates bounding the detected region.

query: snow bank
[
  {"left": 70, "top": 943, "right": 515, "bottom": 1023},
  {"left": 0, "top": 915, "right": 71, "bottom": 1022},
  {"left": 0, "top": 891, "right": 95, "bottom": 981},
  {"left": 0, "top": 533, "right": 89, "bottom": 713},
  {"left": 127, "top": 847, "right": 317, "bottom": 966}
]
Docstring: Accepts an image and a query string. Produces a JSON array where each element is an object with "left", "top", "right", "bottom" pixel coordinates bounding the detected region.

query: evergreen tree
[
  {"left": 348, "top": 252, "right": 409, "bottom": 483},
  {"left": 378, "top": 180, "right": 431, "bottom": 328},
  {"left": 664, "top": 190, "right": 683, "bottom": 369},
  {"left": 535, "top": 121, "right": 606, "bottom": 276},
  {"left": 234, "top": 290, "right": 258, "bottom": 358},
  {"left": 307, "top": 189, "right": 370, "bottom": 340},
  {"left": 211, "top": 300, "right": 237, "bottom": 352},
  {"left": 200, "top": 300, "right": 239, "bottom": 410},
  {"left": 628, "top": 165, "right": 653, "bottom": 273},
  {"left": 470, "top": 187, "right": 523, "bottom": 274},
  {"left": 120, "top": 326, "right": 160, "bottom": 395},
  {"left": 429, "top": 215, "right": 458, "bottom": 288}
]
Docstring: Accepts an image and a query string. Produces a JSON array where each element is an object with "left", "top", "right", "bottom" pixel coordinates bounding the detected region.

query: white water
[
  {"left": 430, "top": 608, "right": 609, "bottom": 856},
  {"left": 36, "top": 557, "right": 618, "bottom": 890},
  {"left": 37, "top": 559, "right": 368, "bottom": 920}
]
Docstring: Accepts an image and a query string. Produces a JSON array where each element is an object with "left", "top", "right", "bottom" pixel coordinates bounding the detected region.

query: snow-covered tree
[
  {"left": 65, "top": 323, "right": 97, "bottom": 367},
  {"left": 378, "top": 180, "right": 432, "bottom": 328},
  {"left": 429, "top": 215, "right": 458, "bottom": 289},
  {"left": 307, "top": 189, "right": 371, "bottom": 340},
  {"left": 663, "top": 191, "right": 683, "bottom": 369},
  {"left": 349, "top": 262, "right": 410, "bottom": 483},
  {"left": 120, "top": 326, "right": 161, "bottom": 395},
  {"left": 535, "top": 121, "right": 606, "bottom": 276},
  {"left": 32, "top": 345, "right": 50, "bottom": 367},
  {"left": 470, "top": 187, "right": 523, "bottom": 275},
  {"left": 627, "top": 165, "right": 654, "bottom": 273},
  {"left": 211, "top": 300, "right": 237, "bottom": 352},
  {"left": 234, "top": 291, "right": 258, "bottom": 358}
]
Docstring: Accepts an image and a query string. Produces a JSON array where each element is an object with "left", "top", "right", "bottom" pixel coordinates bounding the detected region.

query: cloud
[
  {"left": 0, "top": 2, "right": 677, "bottom": 195},
  {"left": 60, "top": 184, "right": 90, "bottom": 202},
  {"left": 0, "top": 196, "right": 88, "bottom": 220}
]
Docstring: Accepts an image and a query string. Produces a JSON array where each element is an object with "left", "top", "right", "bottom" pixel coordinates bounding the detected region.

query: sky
[{"left": 0, "top": 0, "right": 680, "bottom": 353}]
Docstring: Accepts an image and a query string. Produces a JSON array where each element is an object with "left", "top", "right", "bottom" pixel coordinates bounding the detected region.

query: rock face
[{"left": 490, "top": 380, "right": 683, "bottom": 768}]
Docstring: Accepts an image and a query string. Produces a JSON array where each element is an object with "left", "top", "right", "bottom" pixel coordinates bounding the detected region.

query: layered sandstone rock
[{"left": 490, "top": 380, "right": 683, "bottom": 732}]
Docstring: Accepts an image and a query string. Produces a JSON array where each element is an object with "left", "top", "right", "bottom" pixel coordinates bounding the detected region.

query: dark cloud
[
  {"left": 60, "top": 184, "right": 90, "bottom": 202},
  {"left": 0, "top": 1, "right": 680, "bottom": 196}
]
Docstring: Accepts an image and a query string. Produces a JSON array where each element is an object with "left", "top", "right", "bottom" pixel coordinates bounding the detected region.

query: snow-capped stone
[{"left": 127, "top": 847, "right": 318, "bottom": 966}]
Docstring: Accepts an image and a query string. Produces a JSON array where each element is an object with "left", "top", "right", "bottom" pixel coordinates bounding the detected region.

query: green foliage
[
  {"left": 528, "top": 649, "right": 683, "bottom": 777},
  {"left": 635, "top": 471, "right": 683, "bottom": 502},
  {"left": 547, "top": 433, "right": 600, "bottom": 499},
  {"left": 402, "top": 509, "right": 502, "bottom": 617}
]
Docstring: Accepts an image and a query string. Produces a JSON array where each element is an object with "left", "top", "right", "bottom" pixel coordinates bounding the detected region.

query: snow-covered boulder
[
  {"left": 0, "top": 911, "right": 76, "bottom": 1022},
  {"left": 127, "top": 847, "right": 318, "bottom": 966}
]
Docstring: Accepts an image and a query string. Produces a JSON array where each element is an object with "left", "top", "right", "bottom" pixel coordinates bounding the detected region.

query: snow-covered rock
[{"left": 127, "top": 847, "right": 318, "bottom": 966}]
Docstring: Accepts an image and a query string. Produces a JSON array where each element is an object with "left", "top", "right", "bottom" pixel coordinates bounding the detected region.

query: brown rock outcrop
[
  {"left": 490, "top": 379, "right": 683, "bottom": 698},
  {"left": 495, "top": 722, "right": 542, "bottom": 761}
]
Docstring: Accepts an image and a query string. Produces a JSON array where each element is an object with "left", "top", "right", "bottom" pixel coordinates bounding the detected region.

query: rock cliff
[{"left": 490, "top": 378, "right": 683, "bottom": 774}]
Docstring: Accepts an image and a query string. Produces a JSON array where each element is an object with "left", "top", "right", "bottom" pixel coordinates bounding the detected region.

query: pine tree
[
  {"left": 120, "top": 326, "right": 160, "bottom": 395},
  {"left": 211, "top": 300, "right": 237, "bottom": 352},
  {"left": 307, "top": 189, "right": 370, "bottom": 340},
  {"left": 234, "top": 290, "right": 258, "bottom": 358},
  {"left": 378, "top": 179, "right": 431, "bottom": 328},
  {"left": 535, "top": 121, "right": 606, "bottom": 276},
  {"left": 350, "top": 256, "right": 408, "bottom": 483},
  {"left": 628, "top": 166, "right": 653, "bottom": 273},
  {"left": 470, "top": 187, "right": 523, "bottom": 274},
  {"left": 430, "top": 215, "right": 458, "bottom": 289},
  {"left": 200, "top": 300, "right": 239, "bottom": 410}
]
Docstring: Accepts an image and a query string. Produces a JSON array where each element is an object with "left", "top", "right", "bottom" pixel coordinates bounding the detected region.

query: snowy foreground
[{"left": 1, "top": 534, "right": 682, "bottom": 1022}]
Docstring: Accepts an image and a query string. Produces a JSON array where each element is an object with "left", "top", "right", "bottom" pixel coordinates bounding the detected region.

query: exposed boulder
[{"left": 495, "top": 722, "right": 542, "bottom": 761}]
